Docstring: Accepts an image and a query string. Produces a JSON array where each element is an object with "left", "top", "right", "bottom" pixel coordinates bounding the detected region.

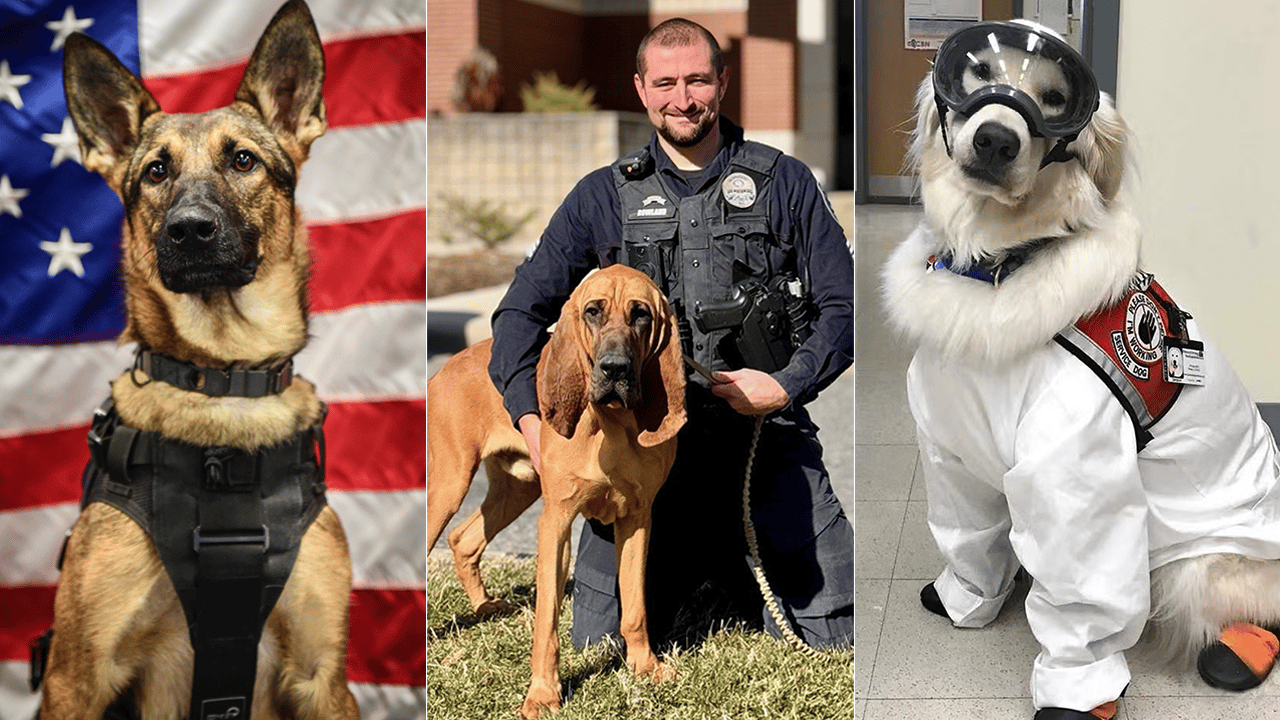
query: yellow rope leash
[{"left": 683, "top": 355, "right": 819, "bottom": 657}]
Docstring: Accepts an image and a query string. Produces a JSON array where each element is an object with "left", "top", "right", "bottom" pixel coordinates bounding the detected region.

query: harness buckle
[
  {"left": 28, "top": 629, "right": 52, "bottom": 692},
  {"left": 192, "top": 525, "right": 269, "bottom": 553},
  {"left": 203, "top": 448, "right": 253, "bottom": 492},
  {"left": 87, "top": 398, "right": 117, "bottom": 469}
]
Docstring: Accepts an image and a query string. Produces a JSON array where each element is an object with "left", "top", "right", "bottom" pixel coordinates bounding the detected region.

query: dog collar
[
  {"left": 926, "top": 238, "right": 1056, "bottom": 287},
  {"left": 134, "top": 349, "right": 294, "bottom": 398}
]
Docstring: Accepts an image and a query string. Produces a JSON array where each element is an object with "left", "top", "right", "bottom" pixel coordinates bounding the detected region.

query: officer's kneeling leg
[{"left": 756, "top": 510, "right": 857, "bottom": 649}]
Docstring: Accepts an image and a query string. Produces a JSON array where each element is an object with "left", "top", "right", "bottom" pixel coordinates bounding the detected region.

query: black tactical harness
[{"left": 79, "top": 350, "right": 328, "bottom": 720}]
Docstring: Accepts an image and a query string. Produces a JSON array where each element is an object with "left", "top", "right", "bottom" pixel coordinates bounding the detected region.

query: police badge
[{"left": 722, "top": 172, "right": 757, "bottom": 208}]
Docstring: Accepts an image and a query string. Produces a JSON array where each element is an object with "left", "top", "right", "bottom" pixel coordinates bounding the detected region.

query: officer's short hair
[{"left": 636, "top": 18, "right": 724, "bottom": 81}]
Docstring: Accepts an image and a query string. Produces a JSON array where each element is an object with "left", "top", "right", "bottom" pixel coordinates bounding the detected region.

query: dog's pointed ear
[
  {"left": 235, "top": 0, "right": 327, "bottom": 162},
  {"left": 62, "top": 32, "right": 161, "bottom": 190},
  {"left": 538, "top": 305, "right": 589, "bottom": 440},
  {"left": 637, "top": 296, "right": 686, "bottom": 448},
  {"left": 1076, "top": 92, "right": 1128, "bottom": 202}
]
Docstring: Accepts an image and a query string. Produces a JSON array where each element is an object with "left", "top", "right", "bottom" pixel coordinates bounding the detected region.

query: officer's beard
[{"left": 659, "top": 111, "right": 718, "bottom": 148}]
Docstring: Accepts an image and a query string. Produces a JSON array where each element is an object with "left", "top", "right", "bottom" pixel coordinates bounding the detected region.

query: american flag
[{"left": 0, "top": 0, "right": 426, "bottom": 717}]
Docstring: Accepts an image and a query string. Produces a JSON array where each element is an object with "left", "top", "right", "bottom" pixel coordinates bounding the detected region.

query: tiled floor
[{"left": 853, "top": 204, "right": 1280, "bottom": 720}]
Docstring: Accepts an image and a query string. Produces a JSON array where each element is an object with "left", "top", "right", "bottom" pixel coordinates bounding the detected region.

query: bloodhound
[{"left": 427, "top": 264, "right": 687, "bottom": 718}]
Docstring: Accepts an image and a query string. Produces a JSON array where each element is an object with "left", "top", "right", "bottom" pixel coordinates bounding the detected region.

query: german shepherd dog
[{"left": 41, "top": 2, "right": 359, "bottom": 718}]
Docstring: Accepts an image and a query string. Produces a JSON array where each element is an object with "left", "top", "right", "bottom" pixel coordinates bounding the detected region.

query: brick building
[{"left": 428, "top": 0, "right": 852, "bottom": 188}]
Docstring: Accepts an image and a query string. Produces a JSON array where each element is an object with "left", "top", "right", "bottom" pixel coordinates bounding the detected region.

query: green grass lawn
[{"left": 428, "top": 555, "right": 857, "bottom": 720}]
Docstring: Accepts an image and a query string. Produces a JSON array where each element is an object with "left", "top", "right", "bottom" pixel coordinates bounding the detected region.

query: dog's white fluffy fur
[
  {"left": 885, "top": 59, "right": 1280, "bottom": 668},
  {"left": 883, "top": 78, "right": 1137, "bottom": 365},
  {"left": 1150, "top": 554, "right": 1280, "bottom": 665}
]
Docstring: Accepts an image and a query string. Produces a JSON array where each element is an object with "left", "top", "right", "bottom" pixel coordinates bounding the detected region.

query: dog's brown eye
[
  {"left": 1041, "top": 90, "right": 1067, "bottom": 107},
  {"left": 233, "top": 150, "right": 257, "bottom": 172},
  {"left": 630, "top": 306, "right": 652, "bottom": 325},
  {"left": 583, "top": 305, "right": 602, "bottom": 322},
  {"left": 145, "top": 161, "right": 167, "bottom": 183},
  {"left": 972, "top": 62, "right": 992, "bottom": 81}
]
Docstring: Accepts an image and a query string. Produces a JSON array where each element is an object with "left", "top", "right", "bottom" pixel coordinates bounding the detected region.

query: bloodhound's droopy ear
[
  {"left": 538, "top": 302, "right": 589, "bottom": 440},
  {"left": 636, "top": 294, "right": 686, "bottom": 448}
]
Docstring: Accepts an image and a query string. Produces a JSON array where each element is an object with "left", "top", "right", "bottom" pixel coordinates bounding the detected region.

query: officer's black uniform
[{"left": 489, "top": 117, "right": 855, "bottom": 649}]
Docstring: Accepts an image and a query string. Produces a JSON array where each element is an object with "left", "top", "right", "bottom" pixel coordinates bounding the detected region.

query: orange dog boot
[{"left": 1197, "top": 623, "right": 1280, "bottom": 691}]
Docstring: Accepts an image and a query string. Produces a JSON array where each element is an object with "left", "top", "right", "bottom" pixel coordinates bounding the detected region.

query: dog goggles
[{"left": 932, "top": 21, "right": 1099, "bottom": 166}]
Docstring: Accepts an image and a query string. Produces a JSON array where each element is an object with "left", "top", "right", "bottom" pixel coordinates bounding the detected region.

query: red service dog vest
[{"left": 1054, "top": 273, "right": 1196, "bottom": 451}]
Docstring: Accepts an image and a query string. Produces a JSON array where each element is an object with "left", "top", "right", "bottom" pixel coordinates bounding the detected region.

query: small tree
[
  {"left": 436, "top": 193, "right": 536, "bottom": 250},
  {"left": 519, "top": 71, "right": 598, "bottom": 113}
]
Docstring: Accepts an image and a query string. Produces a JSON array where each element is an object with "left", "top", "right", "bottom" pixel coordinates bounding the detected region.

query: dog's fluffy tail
[{"left": 1146, "top": 554, "right": 1280, "bottom": 668}]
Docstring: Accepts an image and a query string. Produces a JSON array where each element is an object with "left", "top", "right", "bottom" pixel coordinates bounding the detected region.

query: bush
[
  {"left": 520, "top": 71, "right": 599, "bottom": 113},
  {"left": 435, "top": 193, "right": 537, "bottom": 249}
]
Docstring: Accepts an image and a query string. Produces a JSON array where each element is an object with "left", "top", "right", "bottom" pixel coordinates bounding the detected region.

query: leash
[{"left": 683, "top": 355, "right": 819, "bottom": 656}]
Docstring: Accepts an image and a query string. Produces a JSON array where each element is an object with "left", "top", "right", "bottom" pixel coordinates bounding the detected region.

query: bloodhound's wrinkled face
[
  {"left": 538, "top": 264, "right": 687, "bottom": 447},
  {"left": 581, "top": 289, "right": 656, "bottom": 409}
]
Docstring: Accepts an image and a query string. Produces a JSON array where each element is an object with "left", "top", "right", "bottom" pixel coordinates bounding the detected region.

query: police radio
[{"left": 618, "top": 148, "right": 653, "bottom": 180}]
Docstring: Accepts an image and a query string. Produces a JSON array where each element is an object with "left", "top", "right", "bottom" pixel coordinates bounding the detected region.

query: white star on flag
[
  {"left": 45, "top": 6, "right": 95, "bottom": 51},
  {"left": 0, "top": 60, "right": 31, "bottom": 110},
  {"left": 41, "top": 117, "right": 82, "bottom": 167},
  {"left": 0, "top": 175, "right": 29, "bottom": 219},
  {"left": 40, "top": 228, "right": 92, "bottom": 278}
]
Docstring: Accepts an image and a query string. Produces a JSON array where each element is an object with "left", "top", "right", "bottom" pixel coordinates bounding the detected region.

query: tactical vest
[
  {"left": 78, "top": 393, "right": 328, "bottom": 720},
  {"left": 1054, "top": 273, "right": 1194, "bottom": 451},
  {"left": 612, "top": 141, "right": 792, "bottom": 376}
]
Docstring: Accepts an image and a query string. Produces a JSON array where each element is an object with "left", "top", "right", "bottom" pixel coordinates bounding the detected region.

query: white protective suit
[{"left": 885, "top": 220, "right": 1280, "bottom": 711}]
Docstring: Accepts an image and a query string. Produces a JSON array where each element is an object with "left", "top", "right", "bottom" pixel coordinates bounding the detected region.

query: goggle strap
[
  {"left": 1040, "top": 134, "right": 1079, "bottom": 169},
  {"left": 935, "top": 94, "right": 954, "bottom": 158}
]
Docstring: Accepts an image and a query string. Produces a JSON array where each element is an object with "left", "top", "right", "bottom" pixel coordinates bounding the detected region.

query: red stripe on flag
[
  {"left": 0, "top": 585, "right": 427, "bottom": 691},
  {"left": 0, "top": 399, "right": 424, "bottom": 511},
  {"left": 325, "top": 400, "right": 425, "bottom": 492},
  {"left": 308, "top": 211, "right": 426, "bottom": 313},
  {"left": 348, "top": 587, "right": 426, "bottom": 686},
  {"left": 0, "top": 585, "right": 55, "bottom": 662},
  {"left": 0, "top": 426, "right": 86, "bottom": 511},
  {"left": 143, "top": 32, "right": 426, "bottom": 128},
  {"left": 325, "top": 32, "right": 426, "bottom": 128}
]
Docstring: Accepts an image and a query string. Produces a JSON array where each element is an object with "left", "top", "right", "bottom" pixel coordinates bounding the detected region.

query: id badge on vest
[{"left": 1164, "top": 337, "right": 1206, "bottom": 386}]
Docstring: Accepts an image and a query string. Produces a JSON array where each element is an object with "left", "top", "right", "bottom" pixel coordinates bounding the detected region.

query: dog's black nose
[
  {"left": 972, "top": 122, "right": 1020, "bottom": 169},
  {"left": 164, "top": 207, "right": 219, "bottom": 246},
  {"left": 598, "top": 354, "right": 632, "bottom": 381}
]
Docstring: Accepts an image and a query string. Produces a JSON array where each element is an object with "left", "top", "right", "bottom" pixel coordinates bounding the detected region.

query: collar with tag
[
  {"left": 135, "top": 349, "right": 294, "bottom": 398},
  {"left": 926, "top": 237, "right": 1057, "bottom": 287}
]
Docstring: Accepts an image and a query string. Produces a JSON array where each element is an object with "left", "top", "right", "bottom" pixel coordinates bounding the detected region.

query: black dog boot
[
  {"left": 1197, "top": 623, "right": 1280, "bottom": 691},
  {"left": 920, "top": 582, "right": 949, "bottom": 619},
  {"left": 1033, "top": 700, "right": 1117, "bottom": 720}
]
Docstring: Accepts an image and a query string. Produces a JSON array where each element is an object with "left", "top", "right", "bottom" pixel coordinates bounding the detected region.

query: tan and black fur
[{"left": 42, "top": 2, "right": 358, "bottom": 718}]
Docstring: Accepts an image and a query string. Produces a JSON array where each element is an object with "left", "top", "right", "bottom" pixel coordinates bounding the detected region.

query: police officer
[{"left": 488, "top": 17, "right": 855, "bottom": 650}]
